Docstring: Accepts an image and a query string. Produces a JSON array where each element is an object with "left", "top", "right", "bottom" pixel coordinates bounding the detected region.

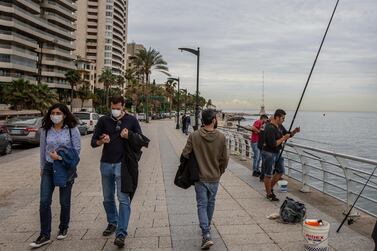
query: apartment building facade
[
  {"left": 76, "top": 0, "right": 129, "bottom": 89},
  {"left": 0, "top": 0, "right": 77, "bottom": 91}
]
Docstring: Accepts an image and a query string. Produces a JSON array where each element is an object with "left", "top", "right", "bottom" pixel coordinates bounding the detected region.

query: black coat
[
  {"left": 174, "top": 153, "right": 199, "bottom": 189},
  {"left": 120, "top": 130, "right": 150, "bottom": 200},
  {"left": 372, "top": 220, "right": 377, "bottom": 242}
]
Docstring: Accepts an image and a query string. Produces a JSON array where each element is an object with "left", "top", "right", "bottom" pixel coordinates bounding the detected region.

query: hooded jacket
[{"left": 182, "top": 127, "right": 229, "bottom": 182}]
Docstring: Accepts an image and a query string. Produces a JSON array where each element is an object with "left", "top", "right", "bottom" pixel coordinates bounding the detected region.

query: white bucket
[
  {"left": 303, "top": 220, "right": 330, "bottom": 251},
  {"left": 277, "top": 180, "right": 288, "bottom": 192}
]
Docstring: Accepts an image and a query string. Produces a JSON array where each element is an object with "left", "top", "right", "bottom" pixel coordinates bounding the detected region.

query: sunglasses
[{"left": 115, "top": 120, "right": 122, "bottom": 131}]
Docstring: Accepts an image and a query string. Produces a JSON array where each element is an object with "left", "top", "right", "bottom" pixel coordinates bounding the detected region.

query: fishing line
[{"left": 276, "top": 0, "right": 340, "bottom": 162}]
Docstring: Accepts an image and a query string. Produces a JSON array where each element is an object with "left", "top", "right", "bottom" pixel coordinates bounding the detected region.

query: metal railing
[{"left": 219, "top": 127, "right": 377, "bottom": 218}]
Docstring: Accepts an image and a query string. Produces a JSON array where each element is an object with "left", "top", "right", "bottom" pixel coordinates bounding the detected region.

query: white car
[{"left": 74, "top": 112, "right": 100, "bottom": 133}]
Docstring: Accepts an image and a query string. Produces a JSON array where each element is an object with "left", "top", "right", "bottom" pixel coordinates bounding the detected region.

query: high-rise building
[
  {"left": 76, "top": 0, "right": 129, "bottom": 89},
  {"left": 0, "top": 0, "right": 77, "bottom": 92},
  {"left": 126, "top": 42, "right": 144, "bottom": 69}
]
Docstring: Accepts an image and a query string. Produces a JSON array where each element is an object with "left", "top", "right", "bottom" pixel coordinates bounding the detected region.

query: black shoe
[
  {"left": 57, "top": 228, "right": 68, "bottom": 240},
  {"left": 252, "top": 171, "right": 260, "bottom": 177},
  {"left": 201, "top": 234, "right": 214, "bottom": 250},
  {"left": 29, "top": 235, "right": 51, "bottom": 248},
  {"left": 114, "top": 235, "right": 125, "bottom": 248},
  {"left": 103, "top": 224, "right": 117, "bottom": 236},
  {"left": 271, "top": 189, "right": 276, "bottom": 197},
  {"left": 267, "top": 193, "right": 279, "bottom": 202}
]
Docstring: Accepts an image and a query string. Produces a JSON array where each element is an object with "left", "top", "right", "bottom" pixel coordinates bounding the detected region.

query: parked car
[
  {"left": 0, "top": 125, "right": 12, "bottom": 155},
  {"left": 76, "top": 118, "right": 89, "bottom": 135},
  {"left": 136, "top": 113, "right": 146, "bottom": 121},
  {"left": 5, "top": 116, "right": 42, "bottom": 145},
  {"left": 73, "top": 112, "right": 100, "bottom": 133}
]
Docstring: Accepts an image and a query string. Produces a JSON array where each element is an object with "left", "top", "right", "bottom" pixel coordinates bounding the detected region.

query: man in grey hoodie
[{"left": 182, "top": 109, "right": 229, "bottom": 249}]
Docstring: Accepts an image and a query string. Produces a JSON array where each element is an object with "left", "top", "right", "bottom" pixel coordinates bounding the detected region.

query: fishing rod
[
  {"left": 276, "top": 0, "right": 340, "bottom": 161},
  {"left": 236, "top": 124, "right": 253, "bottom": 132},
  {"left": 337, "top": 165, "right": 377, "bottom": 232}
]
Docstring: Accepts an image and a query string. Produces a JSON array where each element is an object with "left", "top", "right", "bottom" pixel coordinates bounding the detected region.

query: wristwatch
[{"left": 57, "top": 155, "right": 63, "bottom": 161}]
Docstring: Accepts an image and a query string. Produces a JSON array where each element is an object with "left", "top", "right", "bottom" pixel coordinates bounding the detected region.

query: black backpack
[{"left": 280, "top": 197, "right": 306, "bottom": 223}]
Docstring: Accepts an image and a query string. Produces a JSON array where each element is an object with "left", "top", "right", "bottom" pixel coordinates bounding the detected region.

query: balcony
[
  {"left": 0, "top": 48, "right": 37, "bottom": 61},
  {"left": 45, "top": 12, "right": 75, "bottom": 31},
  {"left": 56, "top": 0, "right": 77, "bottom": 11},
  {"left": 41, "top": 1, "right": 76, "bottom": 21},
  {"left": 0, "top": 62, "right": 37, "bottom": 74},
  {"left": 42, "top": 48, "right": 76, "bottom": 60}
]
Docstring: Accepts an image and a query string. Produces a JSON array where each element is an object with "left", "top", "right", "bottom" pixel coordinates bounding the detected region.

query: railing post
[
  {"left": 335, "top": 156, "right": 359, "bottom": 217},
  {"left": 320, "top": 159, "right": 328, "bottom": 193},
  {"left": 239, "top": 136, "right": 246, "bottom": 161},
  {"left": 292, "top": 146, "right": 311, "bottom": 193}
]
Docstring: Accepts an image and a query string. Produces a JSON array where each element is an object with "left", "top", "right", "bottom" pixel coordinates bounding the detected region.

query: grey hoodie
[{"left": 182, "top": 128, "right": 229, "bottom": 182}]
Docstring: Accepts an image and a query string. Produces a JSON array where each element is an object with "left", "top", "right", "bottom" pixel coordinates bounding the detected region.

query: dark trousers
[{"left": 40, "top": 163, "right": 73, "bottom": 238}]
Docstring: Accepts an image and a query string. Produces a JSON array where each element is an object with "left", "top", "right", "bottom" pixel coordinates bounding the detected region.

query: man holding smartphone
[{"left": 91, "top": 95, "right": 141, "bottom": 248}]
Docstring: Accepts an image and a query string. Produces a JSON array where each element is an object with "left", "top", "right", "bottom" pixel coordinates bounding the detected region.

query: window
[
  {"left": 0, "top": 54, "right": 11, "bottom": 62},
  {"left": 105, "top": 52, "right": 112, "bottom": 57},
  {"left": 106, "top": 5, "right": 113, "bottom": 10},
  {"left": 104, "top": 59, "right": 111, "bottom": 64},
  {"left": 106, "top": 12, "right": 113, "bottom": 17},
  {"left": 106, "top": 25, "right": 112, "bottom": 30},
  {"left": 105, "top": 39, "right": 112, "bottom": 43},
  {"left": 105, "top": 45, "right": 112, "bottom": 50}
]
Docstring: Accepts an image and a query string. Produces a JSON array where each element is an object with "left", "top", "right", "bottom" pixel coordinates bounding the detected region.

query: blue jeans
[
  {"left": 40, "top": 162, "right": 73, "bottom": 238},
  {"left": 100, "top": 162, "right": 131, "bottom": 237},
  {"left": 251, "top": 142, "right": 261, "bottom": 172},
  {"left": 195, "top": 182, "right": 219, "bottom": 235},
  {"left": 261, "top": 151, "right": 285, "bottom": 177}
]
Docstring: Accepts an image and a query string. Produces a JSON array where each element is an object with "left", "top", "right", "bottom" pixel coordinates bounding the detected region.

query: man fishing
[{"left": 261, "top": 109, "right": 300, "bottom": 201}]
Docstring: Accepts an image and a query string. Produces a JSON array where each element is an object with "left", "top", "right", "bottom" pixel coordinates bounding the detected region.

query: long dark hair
[{"left": 42, "top": 103, "right": 78, "bottom": 130}]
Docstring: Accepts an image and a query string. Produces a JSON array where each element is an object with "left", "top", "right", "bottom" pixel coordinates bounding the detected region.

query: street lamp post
[
  {"left": 178, "top": 47, "right": 200, "bottom": 130},
  {"left": 168, "top": 77, "right": 180, "bottom": 129}
]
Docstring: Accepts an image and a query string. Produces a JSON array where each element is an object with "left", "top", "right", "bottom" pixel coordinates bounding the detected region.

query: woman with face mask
[{"left": 30, "top": 104, "right": 81, "bottom": 248}]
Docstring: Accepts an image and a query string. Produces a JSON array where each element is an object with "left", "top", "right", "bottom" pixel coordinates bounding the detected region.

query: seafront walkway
[{"left": 0, "top": 120, "right": 374, "bottom": 250}]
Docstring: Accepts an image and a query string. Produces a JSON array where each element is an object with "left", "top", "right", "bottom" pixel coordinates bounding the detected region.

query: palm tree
[
  {"left": 165, "top": 79, "right": 176, "bottom": 113},
  {"left": 98, "top": 69, "right": 116, "bottom": 107},
  {"left": 76, "top": 83, "right": 94, "bottom": 109},
  {"left": 132, "top": 47, "right": 170, "bottom": 122},
  {"left": 65, "top": 69, "right": 81, "bottom": 104},
  {"left": 3, "top": 79, "right": 58, "bottom": 113}
]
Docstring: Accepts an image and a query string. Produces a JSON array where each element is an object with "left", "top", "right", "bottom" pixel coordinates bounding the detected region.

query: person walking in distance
[
  {"left": 250, "top": 114, "right": 268, "bottom": 177},
  {"left": 181, "top": 109, "right": 229, "bottom": 249},
  {"left": 262, "top": 109, "right": 300, "bottom": 201},
  {"left": 91, "top": 96, "right": 142, "bottom": 248},
  {"left": 30, "top": 104, "right": 81, "bottom": 248}
]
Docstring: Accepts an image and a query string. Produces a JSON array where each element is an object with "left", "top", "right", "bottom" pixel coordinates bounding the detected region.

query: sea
[{"left": 224, "top": 110, "right": 377, "bottom": 216}]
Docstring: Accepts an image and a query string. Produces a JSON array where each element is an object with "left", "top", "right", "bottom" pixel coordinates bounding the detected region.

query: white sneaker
[
  {"left": 29, "top": 235, "right": 51, "bottom": 248},
  {"left": 57, "top": 229, "right": 68, "bottom": 240}
]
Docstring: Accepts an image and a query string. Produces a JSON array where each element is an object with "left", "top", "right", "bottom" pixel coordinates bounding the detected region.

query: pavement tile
[
  {"left": 134, "top": 227, "right": 170, "bottom": 237},
  {"left": 158, "top": 236, "right": 172, "bottom": 248},
  {"left": 45, "top": 239, "right": 107, "bottom": 250},
  {"left": 221, "top": 233, "right": 273, "bottom": 246}
]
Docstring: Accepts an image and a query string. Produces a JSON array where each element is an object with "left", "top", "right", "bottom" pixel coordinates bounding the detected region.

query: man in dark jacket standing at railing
[
  {"left": 261, "top": 109, "right": 300, "bottom": 201},
  {"left": 182, "top": 109, "right": 229, "bottom": 250}
]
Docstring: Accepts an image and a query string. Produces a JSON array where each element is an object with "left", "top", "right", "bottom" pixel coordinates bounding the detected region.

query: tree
[
  {"left": 3, "top": 79, "right": 58, "bottom": 113},
  {"left": 65, "top": 69, "right": 81, "bottom": 104},
  {"left": 98, "top": 69, "right": 116, "bottom": 107},
  {"left": 165, "top": 79, "right": 176, "bottom": 113},
  {"left": 76, "top": 83, "right": 94, "bottom": 109},
  {"left": 132, "top": 47, "right": 170, "bottom": 121}
]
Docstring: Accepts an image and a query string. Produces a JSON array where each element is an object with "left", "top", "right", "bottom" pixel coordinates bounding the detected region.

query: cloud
[{"left": 128, "top": 0, "right": 377, "bottom": 111}]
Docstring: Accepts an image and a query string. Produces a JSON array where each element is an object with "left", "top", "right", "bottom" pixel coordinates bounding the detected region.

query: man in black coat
[{"left": 91, "top": 95, "right": 146, "bottom": 248}]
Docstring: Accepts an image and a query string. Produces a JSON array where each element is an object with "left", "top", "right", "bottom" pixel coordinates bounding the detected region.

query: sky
[{"left": 127, "top": 0, "right": 377, "bottom": 112}]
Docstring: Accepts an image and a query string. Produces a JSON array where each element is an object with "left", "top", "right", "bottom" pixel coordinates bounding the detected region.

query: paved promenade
[{"left": 0, "top": 120, "right": 374, "bottom": 250}]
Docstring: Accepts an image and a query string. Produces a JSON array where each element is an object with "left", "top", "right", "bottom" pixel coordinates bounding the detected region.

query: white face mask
[
  {"left": 50, "top": 115, "right": 63, "bottom": 124},
  {"left": 111, "top": 109, "right": 122, "bottom": 118}
]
